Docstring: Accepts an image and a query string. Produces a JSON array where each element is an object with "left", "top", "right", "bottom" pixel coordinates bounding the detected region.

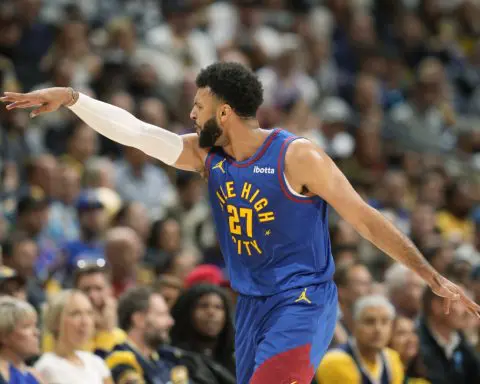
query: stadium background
[{"left": 0, "top": 0, "right": 479, "bottom": 383}]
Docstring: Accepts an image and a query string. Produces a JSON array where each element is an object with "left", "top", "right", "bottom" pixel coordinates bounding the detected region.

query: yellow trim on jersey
[
  {"left": 118, "top": 370, "right": 145, "bottom": 384},
  {"left": 106, "top": 350, "right": 144, "bottom": 377}
]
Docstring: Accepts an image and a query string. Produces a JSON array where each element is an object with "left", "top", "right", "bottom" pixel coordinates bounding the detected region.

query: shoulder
[
  {"left": 77, "top": 350, "right": 105, "bottom": 365},
  {"left": 385, "top": 348, "right": 406, "bottom": 382},
  {"left": 158, "top": 345, "right": 187, "bottom": 362},
  {"left": 316, "top": 349, "right": 358, "bottom": 381},
  {"left": 25, "top": 367, "right": 46, "bottom": 384},
  {"left": 284, "top": 137, "right": 329, "bottom": 174},
  {"left": 105, "top": 347, "right": 141, "bottom": 371},
  {"left": 34, "top": 352, "right": 57, "bottom": 368}
]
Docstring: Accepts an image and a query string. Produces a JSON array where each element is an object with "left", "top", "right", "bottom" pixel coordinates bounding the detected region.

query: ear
[
  {"left": 132, "top": 312, "right": 146, "bottom": 329},
  {"left": 218, "top": 104, "right": 233, "bottom": 123}
]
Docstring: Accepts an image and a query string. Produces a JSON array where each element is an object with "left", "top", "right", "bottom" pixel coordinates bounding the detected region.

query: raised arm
[
  {"left": 285, "top": 138, "right": 480, "bottom": 316},
  {"left": 1, "top": 87, "right": 208, "bottom": 172}
]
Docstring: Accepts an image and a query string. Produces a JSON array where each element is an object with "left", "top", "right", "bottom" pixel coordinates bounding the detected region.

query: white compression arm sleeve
[{"left": 68, "top": 93, "right": 183, "bottom": 165}]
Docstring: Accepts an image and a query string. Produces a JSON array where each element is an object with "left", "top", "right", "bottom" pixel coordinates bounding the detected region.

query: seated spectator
[
  {"left": 103, "top": 227, "right": 147, "bottom": 298},
  {"left": 62, "top": 190, "right": 106, "bottom": 277},
  {"left": 418, "top": 285, "right": 480, "bottom": 383},
  {"left": 389, "top": 316, "right": 429, "bottom": 384},
  {"left": 42, "top": 264, "right": 126, "bottom": 359},
  {"left": 317, "top": 295, "right": 404, "bottom": 384},
  {"left": 0, "top": 265, "right": 27, "bottom": 300},
  {"left": 0, "top": 296, "right": 43, "bottom": 383},
  {"left": 170, "top": 284, "right": 236, "bottom": 376},
  {"left": 385, "top": 263, "right": 426, "bottom": 320},
  {"left": 35, "top": 290, "right": 112, "bottom": 384},
  {"left": 106, "top": 287, "right": 189, "bottom": 384}
]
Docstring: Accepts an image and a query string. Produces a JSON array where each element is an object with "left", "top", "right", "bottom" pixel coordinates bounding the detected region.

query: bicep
[{"left": 174, "top": 134, "right": 209, "bottom": 172}]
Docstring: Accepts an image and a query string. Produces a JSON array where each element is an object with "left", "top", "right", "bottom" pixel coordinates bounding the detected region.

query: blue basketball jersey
[{"left": 205, "top": 129, "right": 335, "bottom": 296}]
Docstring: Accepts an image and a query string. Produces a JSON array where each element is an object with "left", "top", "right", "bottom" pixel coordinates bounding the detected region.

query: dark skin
[{"left": 2, "top": 86, "right": 480, "bottom": 318}]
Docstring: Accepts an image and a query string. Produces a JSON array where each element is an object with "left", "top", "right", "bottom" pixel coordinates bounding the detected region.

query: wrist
[{"left": 63, "top": 87, "right": 79, "bottom": 107}]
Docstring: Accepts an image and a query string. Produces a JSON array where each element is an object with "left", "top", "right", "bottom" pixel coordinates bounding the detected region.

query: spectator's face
[
  {"left": 389, "top": 317, "right": 419, "bottom": 363},
  {"left": 418, "top": 174, "right": 445, "bottom": 208},
  {"left": 383, "top": 173, "right": 407, "bottom": 208},
  {"left": 168, "top": 253, "right": 198, "bottom": 281},
  {"left": 20, "top": 207, "right": 49, "bottom": 236},
  {"left": 339, "top": 266, "right": 372, "bottom": 308},
  {"left": 354, "top": 306, "right": 393, "bottom": 351},
  {"left": 193, "top": 293, "right": 226, "bottom": 339},
  {"left": 124, "top": 146, "right": 148, "bottom": 168},
  {"left": 392, "top": 273, "right": 425, "bottom": 318},
  {"left": 158, "top": 219, "right": 181, "bottom": 254},
  {"left": 429, "top": 246, "right": 453, "bottom": 274},
  {"left": 123, "top": 203, "right": 151, "bottom": 242},
  {"left": 2, "top": 311, "right": 39, "bottom": 359},
  {"left": 139, "top": 99, "right": 167, "bottom": 127},
  {"left": 76, "top": 272, "right": 111, "bottom": 311},
  {"left": 79, "top": 208, "right": 107, "bottom": 234},
  {"left": 410, "top": 204, "right": 435, "bottom": 238},
  {"left": 143, "top": 294, "right": 174, "bottom": 347},
  {"left": 68, "top": 124, "right": 98, "bottom": 162},
  {"left": 59, "top": 293, "right": 94, "bottom": 348},
  {"left": 10, "top": 240, "right": 38, "bottom": 278},
  {"left": 355, "top": 76, "right": 379, "bottom": 112},
  {"left": 59, "top": 167, "right": 81, "bottom": 205},
  {"left": 157, "top": 285, "right": 182, "bottom": 310},
  {"left": 450, "top": 183, "right": 474, "bottom": 217},
  {"left": 432, "top": 296, "right": 468, "bottom": 330},
  {"left": 31, "top": 156, "right": 58, "bottom": 198}
]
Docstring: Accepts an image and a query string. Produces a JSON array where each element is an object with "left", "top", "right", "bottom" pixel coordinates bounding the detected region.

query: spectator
[
  {"left": 35, "top": 289, "right": 113, "bottom": 384},
  {"left": 106, "top": 286, "right": 192, "bottom": 384},
  {"left": 317, "top": 295, "right": 404, "bottom": 383},
  {"left": 417, "top": 285, "right": 480, "bottom": 383},
  {"left": 62, "top": 190, "right": 106, "bottom": 278},
  {"left": 60, "top": 120, "right": 98, "bottom": 175},
  {"left": 111, "top": 201, "right": 151, "bottom": 244},
  {"left": 389, "top": 315, "right": 429, "bottom": 384},
  {"left": 0, "top": 296, "right": 43, "bottom": 383},
  {"left": 42, "top": 264, "right": 126, "bottom": 359},
  {"left": 170, "top": 284, "right": 236, "bottom": 375},
  {"left": 103, "top": 227, "right": 145, "bottom": 298},
  {"left": 385, "top": 263, "right": 426, "bottom": 320},
  {"left": 334, "top": 261, "right": 373, "bottom": 340}
]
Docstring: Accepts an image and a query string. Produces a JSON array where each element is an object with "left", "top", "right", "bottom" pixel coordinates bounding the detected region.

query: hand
[
  {"left": 0, "top": 87, "right": 73, "bottom": 118},
  {"left": 428, "top": 273, "right": 480, "bottom": 317}
]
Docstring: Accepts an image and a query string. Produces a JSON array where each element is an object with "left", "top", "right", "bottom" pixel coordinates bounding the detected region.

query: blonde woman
[
  {"left": 35, "top": 290, "right": 112, "bottom": 384},
  {"left": 0, "top": 296, "right": 44, "bottom": 383}
]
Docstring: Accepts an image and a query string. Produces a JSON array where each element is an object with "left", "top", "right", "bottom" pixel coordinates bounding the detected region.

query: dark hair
[
  {"left": 117, "top": 286, "right": 153, "bottom": 331},
  {"left": 195, "top": 62, "right": 264, "bottom": 118},
  {"left": 73, "top": 264, "right": 110, "bottom": 288},
  {"left": 170, "top": 284, "right": 235, "bottom": 373},
  {"left": 334, "top": 261, "right": 365, "bottom": 287},
  {"left": 2, "top": 232, "right": 34, "bottom": 259}
]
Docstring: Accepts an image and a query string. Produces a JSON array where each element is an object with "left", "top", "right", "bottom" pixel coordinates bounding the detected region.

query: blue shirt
[{"left": 206, "top": 129, "right": 335, "bottom": 296}]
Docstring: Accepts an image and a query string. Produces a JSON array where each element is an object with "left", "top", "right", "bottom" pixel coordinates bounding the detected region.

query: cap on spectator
[
  {"left": 75, "top": 189, "right": 104, "bottom": 211},
  {"left": 0, "top": 266, "right": 26, "bottom": 285},
  {"left": 185, "top": 265, "right": 230, "bottom": 288},
  {"left": 318, "top": 97, "right": 351, "bottom": 124},
  {"left": 16, "top": 187, "right": 48, "bottom": 215}
]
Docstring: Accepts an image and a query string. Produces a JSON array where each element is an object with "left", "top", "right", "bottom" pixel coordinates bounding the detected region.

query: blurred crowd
[{"left": 0, "top": 0, "right": 480, "bottom": 383}]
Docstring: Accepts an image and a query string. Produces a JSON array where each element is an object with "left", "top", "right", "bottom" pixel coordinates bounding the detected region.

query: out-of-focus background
[{"left": 0, "top": 1, "right": 479, "bottom": 383}]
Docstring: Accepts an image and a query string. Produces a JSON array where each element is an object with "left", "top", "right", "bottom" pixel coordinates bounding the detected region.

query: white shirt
[{"left": 35, "top": 351, "right": 110, "bottom": 384}]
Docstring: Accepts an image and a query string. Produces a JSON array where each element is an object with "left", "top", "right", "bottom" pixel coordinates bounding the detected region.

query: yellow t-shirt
[
  {"left": 436, "top": 211, "right": 474, "bottom": 243},
  {"left": 316, "top": 347, "right": 404, "bottom": 384}
]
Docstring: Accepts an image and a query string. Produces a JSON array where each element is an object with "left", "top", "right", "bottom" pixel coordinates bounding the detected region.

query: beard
[{"left": 198, "top": 116, "right": 223, "bottom": 148}]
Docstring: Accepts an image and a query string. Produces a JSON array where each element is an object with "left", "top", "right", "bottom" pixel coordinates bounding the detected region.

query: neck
[
  {"left": 356, "top": 342, "right": 379, "bottom": 364},
  {"left": 128, "top": 332, "right": 153, "bottom": 357},
  {"left": 222, "top": 122, "right": 266, "bottom": 162},
  {"left": 427, "top": 318, "right": 453, "bottom": 343},
  {"left": 54, "top": 340, "right": 77, "bottom": 359},
  {"left": 0, "top": 349, "right": 24, "bottom": 367}
]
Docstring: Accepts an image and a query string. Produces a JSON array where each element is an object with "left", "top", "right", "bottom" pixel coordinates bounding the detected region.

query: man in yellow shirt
[{"left": 317, "top": 295, "right": 404, "bottom": 384}]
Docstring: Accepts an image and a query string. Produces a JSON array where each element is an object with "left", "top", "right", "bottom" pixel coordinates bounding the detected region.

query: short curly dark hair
[{"left": 195, "top": 62, "right": 264, "bottom": 118}]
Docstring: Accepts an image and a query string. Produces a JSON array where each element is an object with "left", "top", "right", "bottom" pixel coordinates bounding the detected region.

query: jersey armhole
[
  {"left": 277, "top": 136, "right": 317, "bottom": 204},
  {"left": 204, "top": 150, "right": 217, "bottom": 179}
]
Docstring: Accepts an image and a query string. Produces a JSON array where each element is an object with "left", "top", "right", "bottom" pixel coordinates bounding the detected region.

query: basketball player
[{"left": 2, "top": 62, "right": 479, "bottom": 384}]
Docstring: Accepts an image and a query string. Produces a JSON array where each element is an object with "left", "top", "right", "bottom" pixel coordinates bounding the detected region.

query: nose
[{"left": 190, "top": 109, "right": 196, "bottom": 121}]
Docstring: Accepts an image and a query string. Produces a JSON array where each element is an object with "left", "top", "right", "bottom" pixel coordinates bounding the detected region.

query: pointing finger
[{"left": 6, "top": 101, "right": 39, "bottom": 110}]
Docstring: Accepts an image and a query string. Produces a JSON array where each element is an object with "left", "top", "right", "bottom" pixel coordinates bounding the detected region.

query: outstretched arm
[
  {"left": 285, "top": 139, "right": 480, "bottom": 316},
  {"left": 1, "top": 87, "right": 208, "bottom": 172}
]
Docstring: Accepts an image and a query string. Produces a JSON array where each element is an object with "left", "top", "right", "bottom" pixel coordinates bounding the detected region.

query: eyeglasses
[{"left": 75, "top": 258, "right": 107, "bottom": 270}]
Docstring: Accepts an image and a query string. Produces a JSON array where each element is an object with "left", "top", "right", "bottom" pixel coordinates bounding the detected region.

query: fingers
[
  {"left": 30, "top": 104, "right": 53, "bottom": 118},
  {"left": 0, "top": 92, "right": 29, "bottom": 102},
  {"left": 6, "top": 100, "right": 40, "bottom": 110},
  {"left": 443, "top": 298, "right": 451, "bottom": 315}
]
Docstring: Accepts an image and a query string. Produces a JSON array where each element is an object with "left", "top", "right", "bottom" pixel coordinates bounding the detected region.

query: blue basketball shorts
[{"left": 234, "top": 281, "right": 337, "bottom": 384}]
